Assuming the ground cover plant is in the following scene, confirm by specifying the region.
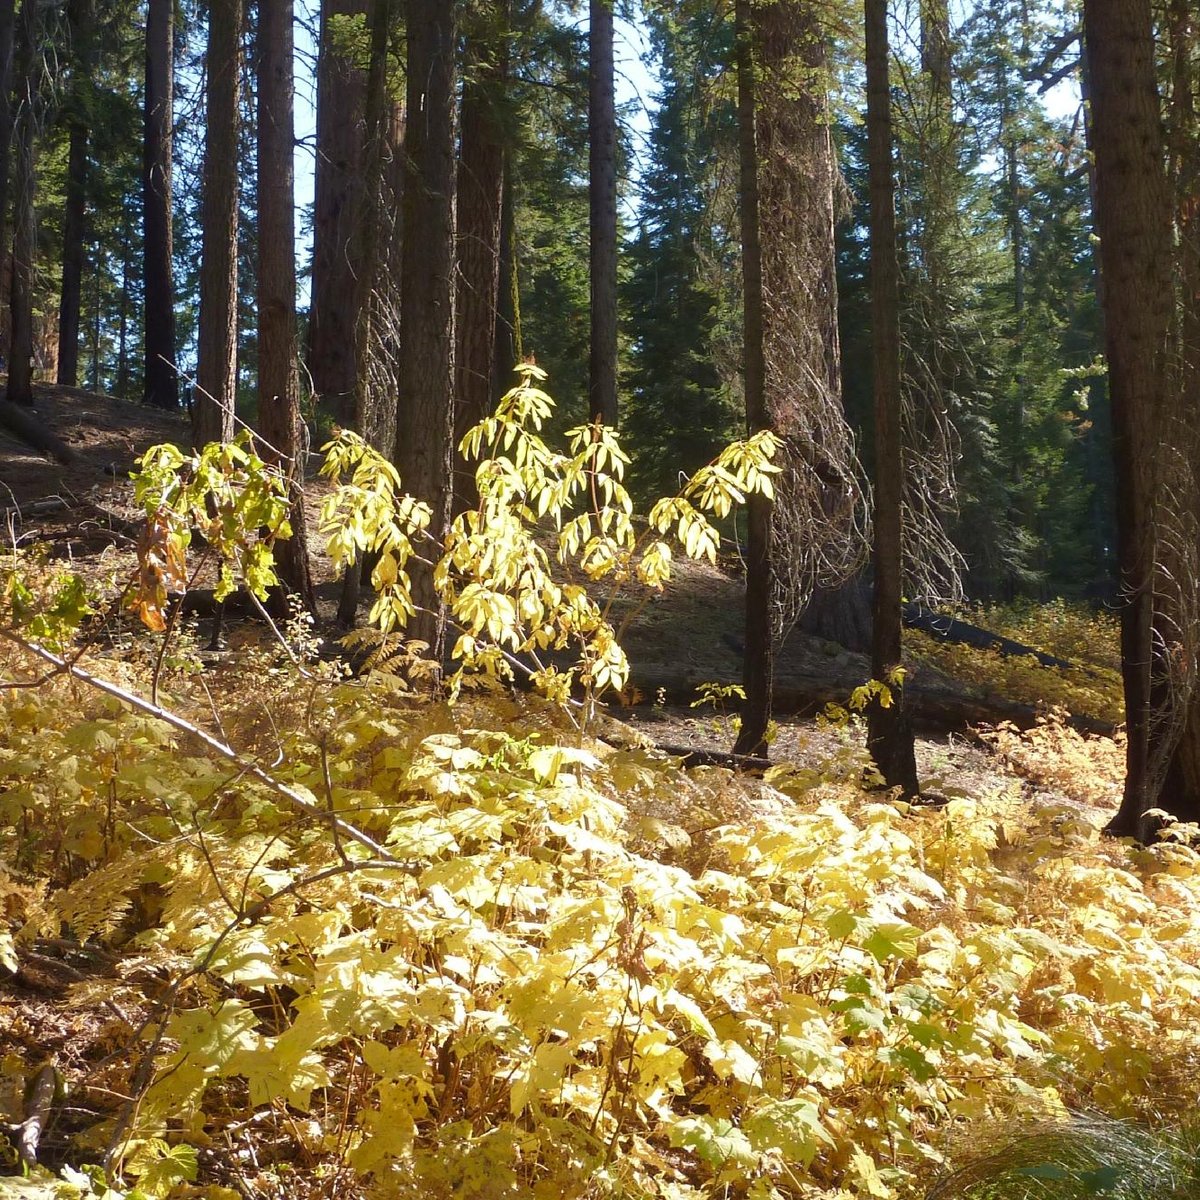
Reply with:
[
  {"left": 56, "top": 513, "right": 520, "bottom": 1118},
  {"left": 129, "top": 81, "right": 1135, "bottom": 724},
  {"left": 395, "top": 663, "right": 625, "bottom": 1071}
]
[{"left": 3, "top": 375, "right": 1200, "bottom": 1200}]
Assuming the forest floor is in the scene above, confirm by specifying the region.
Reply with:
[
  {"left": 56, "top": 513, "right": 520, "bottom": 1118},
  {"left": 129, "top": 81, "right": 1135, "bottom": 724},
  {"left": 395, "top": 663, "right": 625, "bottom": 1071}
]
[
  {"left": 1, "top": 384, "right": 1152, "bottom": 1200},
  {"left": 0, "top": 380, "right": 1118, "bottom": 803}
]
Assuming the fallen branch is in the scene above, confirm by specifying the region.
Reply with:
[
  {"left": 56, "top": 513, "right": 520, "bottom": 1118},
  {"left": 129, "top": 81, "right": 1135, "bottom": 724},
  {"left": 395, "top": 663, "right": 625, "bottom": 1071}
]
[
  {"left": 14, "top": 1062, "right": 57, "bottom": 1168},
  {"left": 902, "top": 602, "right": 1102, "bottom": 675},
  {"left": 2, "top": 633, "right": 401, "bottom": 864}
]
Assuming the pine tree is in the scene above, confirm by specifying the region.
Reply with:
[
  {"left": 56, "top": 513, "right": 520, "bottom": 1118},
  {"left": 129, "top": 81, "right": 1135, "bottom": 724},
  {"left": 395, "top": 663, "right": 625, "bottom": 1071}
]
[
  {"left": 256, "top": 0, "right": 314, "bottom": 609},
  {"left": 623, "top": 9, "right": 738, "bottom": 503},
  {"left": 142, "top": 0, "right": 177, "bottom": 408}
]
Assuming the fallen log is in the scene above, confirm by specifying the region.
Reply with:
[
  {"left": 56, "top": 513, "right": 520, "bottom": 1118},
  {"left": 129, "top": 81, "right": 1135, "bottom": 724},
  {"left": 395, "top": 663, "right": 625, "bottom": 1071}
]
[
  {"left": 0, "top": 399, "right": 76, "bottom": 465},
  {"left": 902, "top": 602, "right": 1096, "bottom": 674}
]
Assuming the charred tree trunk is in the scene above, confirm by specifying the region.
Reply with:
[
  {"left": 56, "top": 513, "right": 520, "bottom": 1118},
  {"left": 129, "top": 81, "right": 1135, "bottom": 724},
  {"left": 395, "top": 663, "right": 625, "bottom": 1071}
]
[
  {"left": 256, "top": 0, "right": 314, "bottom": 609},
  {"left": 1083, "top": 0, "right": 1181, "bottom": 836},
  {"left": 308, "top": 0, "right": 368, "bottom": 425},
  {"left": 56, "top": 15, "right": 87, "bottom": 393},
  {"left": 6, "top": 0, "right": 38, "bottom": 410},
  {"left": 865, "top": 0, "right": 919, "bottom": 796},
  {"left": 0, "top": 0, "right": 16, "bottom": 367},
  {"left": 588, "top": 0, "right": 617, "bottom": 426},
  {"left": 193, "top": 0, "right": 242, "bottom": 448},
  {"left": 1156, "top": 0, "right": 1200, "bottom": 821},
  {"left": 454, "top": 0, "right": 509, "bottom": 510},
  {"left": 396, "top": 0, "right": 456, "bottom": 658},
  {"left": 337, "top": 0, "right": 401, "bottom": 628},
  {"left": 143, "top": 0, "right": 177, "bottom": 409},
  {"left": 732, "top": 0, "right": 772, "bottom": 757}
]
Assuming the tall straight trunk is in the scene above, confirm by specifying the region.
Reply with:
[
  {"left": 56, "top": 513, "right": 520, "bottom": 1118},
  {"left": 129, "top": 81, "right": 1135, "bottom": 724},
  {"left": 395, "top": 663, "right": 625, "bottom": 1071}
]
[
  {"left": 1156, "top": 0, "right": 1200, "bottom": 820},
  {"left": 865, "top": 0, "right": 919, "bottom": 796},
  {"left": 588, "top": 0, "right": 617, "bottom": 425},
  {"left": 56, "top": 120, "right": 87, "bottom": 386},
  {"left": 308, "top": 0, "right": 368, "bottom": 424},
  {"left": 337, "top": 0, "right": 400, "bottom": 629},
  {"left": 732, "top": 0, "right": 772, "bottom": 757},
  {"left": 352, "top": 0, "right": 401, "bottom": 448},
  {"left": 1082, "top": 0, "right": 1179, "bottom": 836},
  {"left": 56, "top": 0, "right": 91, "bottom": 387},
  {"left": 396, "top": 0, "right": 456, "bottom": 659},
  {"left": 6, "top": 0, "right": 38, "bottom": 408},
  {"left": 0, "top": 0, "right": 16, "bottom": 365},
  {"left": 89, "top": 258, "right": 101, "bottom": 390},
  {"left": 116, "top": 213, "right": 131, "bottom": 397},
  {"left": 734, "top": 0, "right": 851, "bottom": 755},
  {"left": 194, "top": 0, "right": 242, "bottom": 448},
  {"left": 454, "top": 0, "right": 509, "bottom": 509},
  {"left": 143, "top": 0, "right": 177, "bottom": 409},
  {"left": 492, "top": 155, "right": 517, "bottom": 393},
  {"left": 257, "top": 0, "right": 314, "bottom": 609}
]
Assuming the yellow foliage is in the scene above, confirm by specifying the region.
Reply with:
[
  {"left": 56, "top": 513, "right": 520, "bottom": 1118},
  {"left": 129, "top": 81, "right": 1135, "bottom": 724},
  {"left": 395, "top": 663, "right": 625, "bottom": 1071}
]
[
  {"left": 2, "top": 650, "right": 1200, "bottom": 1200},
  {"left": 906, "top": 627, "right": 1123, "bottom": 727}
]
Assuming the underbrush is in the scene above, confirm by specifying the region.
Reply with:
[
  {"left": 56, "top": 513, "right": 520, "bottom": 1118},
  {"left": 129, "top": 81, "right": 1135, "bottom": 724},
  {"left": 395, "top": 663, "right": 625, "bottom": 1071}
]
[
  {"left": 906, "top": 628, "right": 1123, "bottom": 728},
  {"left": 2, "top": 641, "right": 1198, "bottom": 1200},
  {"left": 2, "top": 372, "right": 1191, "bottom": 1200},
  {"left": 980, "top": 712, "right": 1125, "bottom": 808},
  {"left": 968, "top": 600, "right": 1120, "bottom": 674}
]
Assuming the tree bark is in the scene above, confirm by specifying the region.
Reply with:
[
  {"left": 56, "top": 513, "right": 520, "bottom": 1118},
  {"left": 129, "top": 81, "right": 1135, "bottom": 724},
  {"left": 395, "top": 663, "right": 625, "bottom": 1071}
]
[
  {"left": 454, "top": 0, "right": 509, "bottom": 510},
  {"left": 734, "top": 0, "right": 848, "bottom": 754},
  {"left": 6, "top": 0, "right": 38, "bottom": 410},
  {"left": 336, "top": 0, "right": 402, "bottom": 628},
  {"left": 56, "top": 120, "right": 87, "bottom": 387},
  {"left": 0, "top": 0, "right": 16, "bottom": 367},
  {"left": 1083, "top": 0, "right": 1179, "bottom": 836},
  {"left": 308, "top": 0, "right": 368, "bottom": 425},
  {"left": 732, "top": 0, "right": 772, "bottom": 757},
  {"left": 1156, "top": 0, "right": 1200, "bottom": 822},
  {"left": 57, "top": 0, "right": 92, "bottom": 390},
  {"left": 193, "top": 0, "right": 242, "bottom": 448},
  {"left": 396, "top": 0, "right": 456, "bottom": 659},
  {"left": 588, "top": 0, "right": 617, "bottom": 426},
  {"left": 143, "top": 0, "right": 177, "bottom": 409},
  {"left": 351, "top": 0, "right": 402, "bottom": 450},
  {"left": 257, "top": 0, "right": 314, "bottom": 609},
  {"left": 864, "top": 0, "right": 919, "bottom": 797}
]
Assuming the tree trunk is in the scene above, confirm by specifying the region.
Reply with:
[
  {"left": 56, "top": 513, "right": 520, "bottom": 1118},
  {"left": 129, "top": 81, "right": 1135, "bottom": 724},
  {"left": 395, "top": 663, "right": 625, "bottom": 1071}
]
[
  {"left": 734, "top": 0, "right": 851, "bottom": 754},
  {"left": 336, "top": 0, "right": 401, "bottom": 629},
  {"left": 454, "top": 0, "right": 509, "bottom": 509},
  {"left": 588, "top": 0, "right": 617, "bottom": 426},
  {"left": 6, "top": 0, "right": 38, "bottom": 410},
  {"left": 0, "top": 0, "right": 17, "bottom": 367},
  {"left": 56, "top": 0, "right": 92, "bottom": 388},
  {"left": 1156, "top": 0, "right": 1200, "bottom": 821},
  {"left": 116, "top": 212, "right": 131, "bottom": 398},
  {"left": 194, "top": 0, "right": 241, "bottom": 449},
  {"left": 351, "top": 0, "right": 401, "bottom": 450},
  {"left": 865, "top": 0, "right": 919, "bottom": 797},
  {"left": 492, "top": 155, "right": 517, "bottom": 392},
  {"left": 257, "top": 0, "right": 314, "bottom": 610},
  {"left": 396, "top": 0, "right": 456, "bottom": 660},
  {"left": 1082, "top": 0, "right": 1179, "bottom": 836},
  {"left": 56, "top": 119, "right": 87, "bottom": 387},
  {"left": 308, "top": 0, "right": 368, "bottom": 425},
  {"left": 143, "top": 0, "right": 177, "bottom": 409},
  {"left": 732, "top": 0, "right": 772, "bottom": 757}
]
